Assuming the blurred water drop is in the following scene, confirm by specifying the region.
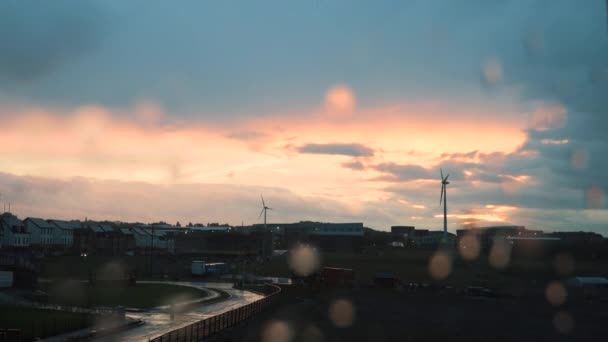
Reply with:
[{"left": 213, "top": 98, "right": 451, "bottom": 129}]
[
  {"left": 262, "top": 320, "right": 292, "bottom": 342},
  {"left": 589, "top": 66, "right": 608, "bottom": 85},
  {"left": 428, "top": 251, "right": 452, "bottom": 280},
  {"left": 301, "top": 324, "right": 324, "bottom": 342},
  {"left": 458, "top": 233, "right": 481, "bottom": 261},
  {"left": 585, "top": 186, "right": 604, "bottom": 209},
  {"left": 328, "top": 299, "right": 355, "bottom": 328},
  {"left": 325, "top": 84, "right": 356, "bottom": 116},
  {"left": 97, "top": 261, "right": 127, "bottom": 281},
  {"left": 554, "top": 253, "right": 575, "bottom": 276},
  {"left": 481, "top": 59, "right": 503, "bottom": 85},
  {"left": 528, "top": 103, "right": 567, "bottom": 131},
  {"left": 570, "top": 149, "right": 589, "bottom": 170},
  {"left": 553, "top": 311, "right": 574, "bottom": 334},
  {"left": 523, "top": 31, "right": 544, "bottom": 57},
  {"left": 545, "top": 281, "right": 567, "bottom": 307},
  {"left": 50, "top": 279, "right": 86, "bottom": 306},
  {"left": 288, "top": 244, "right": 320, "bottom": 277},
  {"left": 489, "top": 240, "right": 511, "bottom": 269}
]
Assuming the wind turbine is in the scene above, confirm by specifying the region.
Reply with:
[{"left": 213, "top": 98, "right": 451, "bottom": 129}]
[
  {"left": 439, "top": 168, "right": 450, "bottom": 238},
  {"left": 258, "top": 195, "right": 272, "bottom": 229}
]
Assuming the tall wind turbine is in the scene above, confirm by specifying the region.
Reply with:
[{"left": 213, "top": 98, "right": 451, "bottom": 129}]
[
  {"left": 439, "top": 168, "right": 450, "bottom": 238},
  {"left": 259, "top": 195, "right": 272, "bottom": 229}
]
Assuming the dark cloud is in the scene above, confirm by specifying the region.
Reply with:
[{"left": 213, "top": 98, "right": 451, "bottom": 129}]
[
  {"left": 440, "top": 150, "right": 478, "bottom": 160},
  {"left": 0, "top": 1, "right": 107, "bottom": 82},
  {"left": 373, "top": 163, "right": 433, "bottom": 181},
  {"left": 295, "top": 143, "right": 375, "bottom": 157},
  {"left": 225, "top": 130, "right": 268, "bottom": 141},
  {"left": 341, "top": 159, "right": 366, "bottom": 171}
]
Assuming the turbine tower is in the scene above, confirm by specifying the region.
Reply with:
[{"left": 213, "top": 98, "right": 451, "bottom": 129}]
[
  {"left": 439, "top": 168, "right": 450, "bottom": 238},
  {"left": 258, "top": 195, "right": 272, "bottom": 229}
]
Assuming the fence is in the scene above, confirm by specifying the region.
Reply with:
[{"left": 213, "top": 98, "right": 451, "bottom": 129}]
[{"left": 149, "top": 283, "right": 281, "bottom": 342}]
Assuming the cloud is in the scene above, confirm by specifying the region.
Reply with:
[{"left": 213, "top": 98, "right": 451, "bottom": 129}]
[
  {"left": 0, "top": 1, "right": 107, "bottom": 81},
  {"left": 341, "top": 160, "right": 366, "bottom": 171},
  {"left": 225, "top": 130, "right": 268, "bottom": 141},
  {"left": 295, "top": 143, "right": 375, "bottom": 157},
  {"left": 373, "top": 163, "right": 433, "bottom": 182}
]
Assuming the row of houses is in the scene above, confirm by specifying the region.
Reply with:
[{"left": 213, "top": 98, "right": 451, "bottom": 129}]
[
  {"left": 0, "top": 212, "right": 273, "bottom": 257},
  {"left": 0, "top": 213, "right": 80, "bottom": 249}
]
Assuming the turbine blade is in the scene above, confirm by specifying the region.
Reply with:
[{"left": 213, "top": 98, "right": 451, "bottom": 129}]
[
  {"left": 445, "top": 173, "right": 450, "bottom": 181},
  {"left": 267, "top": 207, "right": 273, "bottom": 210},
  {"left": 258, "top": 208, "right": 264, "bottom": 219},
  {"left": 261, "top": 194, "right": 265, "bottom": 207},
  {"left": 440, "top": 184, "right": 444, "bottom": 206},
  {"left": 440, "top": 168, "right": 444, "bottom": 180}
]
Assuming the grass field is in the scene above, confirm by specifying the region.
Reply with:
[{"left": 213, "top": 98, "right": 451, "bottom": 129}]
[
  {"left": 42, "top": 282, "right": 208, "bottom": 309},
  {"left": 40, "top": 248, "right": 606, "bottom": 294},
  {"left": 0, "top": 305, "right": 95, "bottom": 341}
]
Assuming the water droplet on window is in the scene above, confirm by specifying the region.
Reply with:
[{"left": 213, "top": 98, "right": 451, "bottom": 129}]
[
  {"left": 262, "top": 320, "right": 293, "bottom": 342},
  {"left": 545, "top": 281, "right": 567, "bottom": 306},
  {"left": 328, "top": 299, "right": 355, "bottom": 328},
  {"left": 458, "top": 233, "right": 481, "bottom": 261},
  {"left": 553, "top": 311, "right": 574, "bottom": 334},
  {"left": 554, "top": 253, "right": 575, "bottom": 276},
  {"left": 288, "top": 244, "right": 321, "bottom": 277},
  {"left": 585, "top": 186, "right": 604, "bottom": 209},
  {"left": 489, "top": 240, "right": 511, "bottom": 269},
  {"left": 428, "top": 251, "right": 452, "bottom": 280}
]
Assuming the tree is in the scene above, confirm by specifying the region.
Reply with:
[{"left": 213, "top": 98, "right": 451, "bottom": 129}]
[
  {"left": 187, "top": 222, "right": 193, "bottom": 227},
  {"left": 176, "top": 221, "right": 181, "bottom": 227}
]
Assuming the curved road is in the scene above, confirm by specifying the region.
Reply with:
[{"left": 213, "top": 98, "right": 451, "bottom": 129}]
[{"left": 98, "top": 282, "right": 264, "bottom": 341}]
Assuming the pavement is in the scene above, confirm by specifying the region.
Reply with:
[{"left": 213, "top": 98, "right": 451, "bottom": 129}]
[{"left": 92, "top": 281, "right": 264, "bottom": 342}]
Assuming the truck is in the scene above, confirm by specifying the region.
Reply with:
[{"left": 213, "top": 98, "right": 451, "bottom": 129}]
[{"left": 191, "top": 261, "right": 206, "bottom": 276}]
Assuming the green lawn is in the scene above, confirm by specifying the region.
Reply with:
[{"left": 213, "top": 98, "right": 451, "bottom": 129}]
[
  {"left": 0, "top": 305, "right": 95, "bottom": 341},
  {"left": 42, "top": 282, "right": 208, "bottom": 309}
]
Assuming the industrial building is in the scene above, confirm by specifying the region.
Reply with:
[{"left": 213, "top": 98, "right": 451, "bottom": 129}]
[{"left": 258, "top": 221, "right": 365, "bottom": 252}]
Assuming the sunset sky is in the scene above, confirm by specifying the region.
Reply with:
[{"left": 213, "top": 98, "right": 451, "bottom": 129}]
[{"left": 1, "top": 0, "right": 607, "bottom": 233}]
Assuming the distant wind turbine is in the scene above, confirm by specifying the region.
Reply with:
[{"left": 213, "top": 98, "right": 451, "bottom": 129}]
[
  {"left": 439, "top": 168, "right": 450, "bottom": 238},
  {"left": 258, "top": 195, "right": 272, "bottom": 229}
]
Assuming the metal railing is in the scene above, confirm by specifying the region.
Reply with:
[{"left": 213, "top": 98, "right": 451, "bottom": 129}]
[{"left": 149, "top": 283, "right": 281, "bottom": 342}]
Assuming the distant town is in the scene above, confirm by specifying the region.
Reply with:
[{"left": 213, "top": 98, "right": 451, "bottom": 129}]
[{"left": 1, "top": 210, "right": 605, "bottom": 258}]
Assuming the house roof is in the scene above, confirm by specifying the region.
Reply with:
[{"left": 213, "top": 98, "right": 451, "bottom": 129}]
[
  {"left": 1, "top": 214, "right": 26, "bottom": 233},
  {"left": 25, "top": 217, "right": 54, "bottom": 229},
  {"left": 99, "top": 224, "right": 114, "bottom": 232},
  {"left": 49, "top": 220, "right": 81, "bottom": 230},
  {"left": 91, "top": 225, "right": 105, "bottom": 233},
  {"left": 120, "top": 228, "right": 133, "bottom": 235},
  {"left": 1, "top": 214, "right": 23, "bottom": 228}
]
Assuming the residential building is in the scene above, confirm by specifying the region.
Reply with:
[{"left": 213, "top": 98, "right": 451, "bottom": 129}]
[
  {"left": 48, "top": 219, "right": 81, "bottom": 248},
  {"left": 73, "top": 223, "right": 136, "bottom": 255},
  {"left": 0, "top": 213, "right": 30, "bottom": 248},
  {"left": 23, "top": 218, "right": 55, "bottom": 248}
]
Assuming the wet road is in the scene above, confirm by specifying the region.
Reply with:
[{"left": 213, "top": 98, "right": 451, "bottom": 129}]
[{"left": 97, "top": 282, "right": 264, "bottom": 342}]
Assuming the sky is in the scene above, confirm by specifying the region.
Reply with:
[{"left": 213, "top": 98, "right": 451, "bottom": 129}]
[{"left": 0, "top": 0, "right": 607, "bottom": 233}]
